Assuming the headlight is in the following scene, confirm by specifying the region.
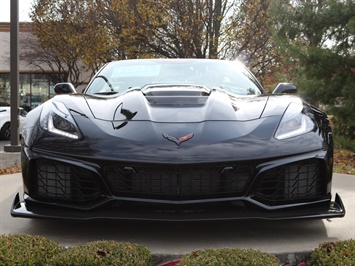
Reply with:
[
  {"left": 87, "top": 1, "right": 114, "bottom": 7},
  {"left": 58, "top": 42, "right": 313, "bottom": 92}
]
[
  {"left": 274, "top": 102, "right": 315, "bottom": 140},
  {"left": 40, "top": 101, "right": 81, "bottom": 139}
]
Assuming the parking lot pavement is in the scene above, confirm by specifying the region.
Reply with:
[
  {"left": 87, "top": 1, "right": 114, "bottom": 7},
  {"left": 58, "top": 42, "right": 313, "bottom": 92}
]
[{"left": 0, "top": 173, "right": 353, "bottom": 255}]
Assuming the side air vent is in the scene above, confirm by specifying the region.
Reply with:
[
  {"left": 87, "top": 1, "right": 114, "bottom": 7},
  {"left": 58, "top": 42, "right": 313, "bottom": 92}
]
[
  {"left": 31, "top": 159, "right": 101, "bottom": 203},
  {"left": 255, "top": 159, "right": 326, "bottom": 205}
]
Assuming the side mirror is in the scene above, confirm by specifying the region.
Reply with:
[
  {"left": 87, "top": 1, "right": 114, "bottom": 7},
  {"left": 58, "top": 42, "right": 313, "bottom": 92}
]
[
  {"left": 272, "top": 83, "right": 297, "bottom": 94},
  {"left": 54, "top": 83, "right": 77, "bottom": 94}
]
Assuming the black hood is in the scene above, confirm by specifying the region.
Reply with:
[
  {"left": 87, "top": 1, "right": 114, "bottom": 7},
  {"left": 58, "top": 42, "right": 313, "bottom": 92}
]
[
  {"left": 61, "top": 86, "right": 293, "bottom": 123},
  {"left": 27, "top": 86, "right": 322, "bottom": 163}
]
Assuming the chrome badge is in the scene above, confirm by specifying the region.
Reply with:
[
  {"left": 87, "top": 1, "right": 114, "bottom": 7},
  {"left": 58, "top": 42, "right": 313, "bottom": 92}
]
[{"left": 162, "top": 133, "right": 194, "bottom": 146}]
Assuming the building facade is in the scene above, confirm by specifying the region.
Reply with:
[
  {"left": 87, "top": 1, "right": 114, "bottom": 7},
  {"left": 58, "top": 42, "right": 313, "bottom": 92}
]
[{"left": 0, "top": 22, "right": 65, "bottom": 110}]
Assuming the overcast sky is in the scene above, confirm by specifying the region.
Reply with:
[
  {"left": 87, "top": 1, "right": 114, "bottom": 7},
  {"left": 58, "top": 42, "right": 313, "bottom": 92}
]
[{"left": 0, "top": 0, "right": 35, "bottom": 22}]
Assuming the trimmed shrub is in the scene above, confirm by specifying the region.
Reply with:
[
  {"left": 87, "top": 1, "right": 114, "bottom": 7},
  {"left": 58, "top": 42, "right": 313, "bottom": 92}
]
[
  {"left": 49, "top": 240, "right": 153, "bottom": 266},
  {"left": 0, "top": 234, "right": 62, "bottom": 265},
  {"left": 308, "top": 240, "right": 355, "bottom": 266},
  {"left": 177, "top": 248, "right": 280, "bottom": 266}
]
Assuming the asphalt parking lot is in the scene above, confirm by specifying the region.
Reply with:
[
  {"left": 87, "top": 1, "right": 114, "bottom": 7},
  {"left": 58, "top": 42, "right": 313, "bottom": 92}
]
[{"left": 1, "top": 169, "right": 354, "bottom": 257}]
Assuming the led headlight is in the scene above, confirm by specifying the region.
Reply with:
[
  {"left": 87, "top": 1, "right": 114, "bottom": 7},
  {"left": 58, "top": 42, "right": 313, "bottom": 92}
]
[
  {"left": 40, "top": 101, "right": 81, "bottom": 139},
  {"left": 275, "top": 102, "right": 315, "bottom": 140}
]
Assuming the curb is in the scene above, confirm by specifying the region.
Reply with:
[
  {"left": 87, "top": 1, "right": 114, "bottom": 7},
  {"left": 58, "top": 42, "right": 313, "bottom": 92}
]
[
  {"left": 153, "top": 251, "right": 313, "bottom": 266},
  {"left": 0, "top": 151, "right": 21, "bottom": 169}
]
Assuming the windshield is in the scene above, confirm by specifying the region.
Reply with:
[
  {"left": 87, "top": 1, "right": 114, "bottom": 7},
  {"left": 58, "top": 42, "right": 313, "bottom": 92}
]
[{"left": 85, "top": 59, "right": 264, "bottom": 96}]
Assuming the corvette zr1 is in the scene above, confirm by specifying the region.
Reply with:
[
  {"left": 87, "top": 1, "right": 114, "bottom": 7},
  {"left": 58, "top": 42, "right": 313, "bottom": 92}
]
[{"left": 11, "top": 59, "right": 345, "bottom": 221}]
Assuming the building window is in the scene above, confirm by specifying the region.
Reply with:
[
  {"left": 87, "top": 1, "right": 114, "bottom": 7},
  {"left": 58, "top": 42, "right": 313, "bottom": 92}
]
[
  {"left": 0, "top": 74, "right": 10, "bottom": 106},
  {"left": 0, "top": 73, "right": 65, "bottom": 111}
]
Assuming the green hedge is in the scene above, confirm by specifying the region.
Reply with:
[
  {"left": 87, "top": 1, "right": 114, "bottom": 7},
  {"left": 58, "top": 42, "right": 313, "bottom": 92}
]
[
  {"left": 2, "top": 234, "right": 355, "bottom": 265},
  {"left": 0, "top": 234, "right": 62, "bottom": 265},
  {"left": 0, "top": 235, "right": 152, "bottom": 266},
  {"left": 308, "top": 240, "right": 355, "bottom": 266},
  {"left": 49, "top": 240, "right": 153, "bottom": 266},
  {"left": 177, "top": 248, "right": 281, "bottom": 266}
]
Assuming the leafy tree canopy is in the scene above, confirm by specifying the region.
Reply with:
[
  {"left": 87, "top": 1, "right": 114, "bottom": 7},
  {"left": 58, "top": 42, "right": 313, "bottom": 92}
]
[
  {"left": 29, "top": 0, "right": 288, "bottom": 89},
  {"left": 30, "top": 0, "right": 116, "bottom": 86},
  {"left": 270, "top": 0, "right": 355, "bottom": 139}
]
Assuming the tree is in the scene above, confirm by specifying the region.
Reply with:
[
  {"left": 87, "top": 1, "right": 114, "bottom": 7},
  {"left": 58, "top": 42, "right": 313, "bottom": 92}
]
[
  {"left": 224, "top": 0, "right": 292, "bottom": 89},
  {"left": 96, "top": 0, "right": 290, "bottom": 88},
  {"left": 30, "top": 0, "right": 116, "bottom": 87},
  {"left": 270, "top": 0, "right": 355, "bottom": 144},
  {"left": 95, "top": 0, "right": 235, "bottom": 59},
  {"left": 29, "top": 0, "right": 292, "bottom": 91}
]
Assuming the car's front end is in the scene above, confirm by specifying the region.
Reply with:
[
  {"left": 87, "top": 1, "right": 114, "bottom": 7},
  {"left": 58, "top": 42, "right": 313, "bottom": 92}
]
[{"left": 11, "top": 59, "right": 345, "bottom": 221}]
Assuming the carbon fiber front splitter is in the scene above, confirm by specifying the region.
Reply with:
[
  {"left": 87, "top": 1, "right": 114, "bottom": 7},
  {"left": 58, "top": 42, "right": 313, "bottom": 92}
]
[{"left": 11, "top": 193, "right": 345, "bottom": 221}]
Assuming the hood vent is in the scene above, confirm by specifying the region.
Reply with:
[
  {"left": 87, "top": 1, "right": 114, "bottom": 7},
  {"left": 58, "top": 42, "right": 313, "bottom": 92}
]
[
  {"left": 143, "top": 84, "right": 210, "bottom": 105},
  {"left": 84, "top": 86, "right": 269, "bottom": 122}
]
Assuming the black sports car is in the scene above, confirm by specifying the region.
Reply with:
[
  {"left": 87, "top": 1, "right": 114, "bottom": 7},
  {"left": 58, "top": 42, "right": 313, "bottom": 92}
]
[{"left": 11, "top": 59, "right": 345, "bottom": 221}]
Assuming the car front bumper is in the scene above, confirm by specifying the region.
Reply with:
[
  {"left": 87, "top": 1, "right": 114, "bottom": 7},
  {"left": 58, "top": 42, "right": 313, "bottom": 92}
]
[{"left": 11, "top": 192, "right": 345, "bottom": 221}]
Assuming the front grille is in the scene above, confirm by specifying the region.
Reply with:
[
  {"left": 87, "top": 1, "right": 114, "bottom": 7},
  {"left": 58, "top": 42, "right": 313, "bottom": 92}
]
[
  {"left": 29, "top": 157, "right": 327, "bottom": 206},
  {"left": 31, "top": 159, "right": 101, "bottom": 202},
  {"left": 255, "top": 159, "right": 325, "bottom": 205},
  {"left": 103, "top": 164, "right": 253, "bottom": 200}
]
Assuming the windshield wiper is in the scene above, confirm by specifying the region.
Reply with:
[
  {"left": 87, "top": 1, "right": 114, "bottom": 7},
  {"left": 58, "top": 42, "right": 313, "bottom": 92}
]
[
  {"left": 97, "top": 75, "right": 115, "bottom": 91},
  {"left": 94, "top": 91, "right": 119, "bottom": 95}
]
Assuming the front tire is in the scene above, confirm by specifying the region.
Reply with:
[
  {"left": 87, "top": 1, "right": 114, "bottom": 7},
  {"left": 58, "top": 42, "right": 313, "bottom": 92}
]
[{"left": 0, "top": 122, "right": 11, "bottom": 140}]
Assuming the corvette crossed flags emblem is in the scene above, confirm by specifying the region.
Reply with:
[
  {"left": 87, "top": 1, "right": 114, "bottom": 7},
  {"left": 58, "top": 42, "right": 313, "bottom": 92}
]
[{"left": 162, "top": 133, "right": 194, "bottom": 146}]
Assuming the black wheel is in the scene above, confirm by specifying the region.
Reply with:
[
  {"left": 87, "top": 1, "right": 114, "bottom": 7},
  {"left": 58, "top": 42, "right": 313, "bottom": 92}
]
[{"left": 0, "top": 122, "right": 11, "bottom": 140}]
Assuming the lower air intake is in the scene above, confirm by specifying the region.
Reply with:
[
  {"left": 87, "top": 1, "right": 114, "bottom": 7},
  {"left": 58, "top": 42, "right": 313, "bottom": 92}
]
[
  {"left": 31, "top": 159, "right": 101, "bottom": 202},
  {"left": 104, "top": 164, "right": 253, "bottom": 200},
  {"left": 256, "top": 159, "right": 325, "bottom": 205}
]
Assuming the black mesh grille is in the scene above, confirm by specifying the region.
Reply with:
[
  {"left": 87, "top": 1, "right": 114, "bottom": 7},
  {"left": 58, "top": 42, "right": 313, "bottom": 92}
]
[
  {"left": 31, "top": 159, "right": 101, "bottom": 202},
  {"left": 103, "top": 164, "right": 253, "bottom": 200},
  {"left": 256, "top": 159, "right": 325, "bottom": 205},
  {"left": 29, "top": 158, "right": 327, "bottom": 205}
]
